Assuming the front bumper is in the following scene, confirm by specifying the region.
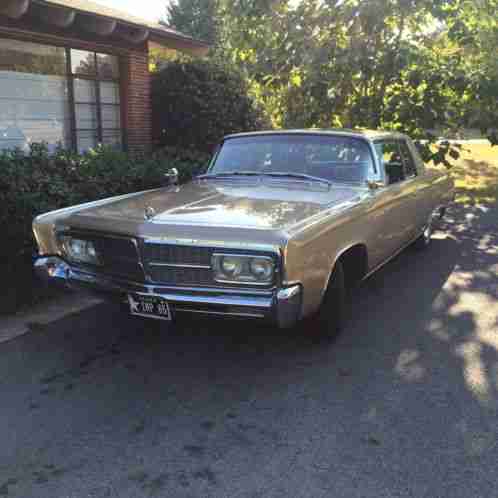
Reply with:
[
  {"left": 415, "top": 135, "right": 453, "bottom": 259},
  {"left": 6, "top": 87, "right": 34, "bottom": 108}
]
[{"left": 34, "top": 257, "right": 302, "bottom": 329}]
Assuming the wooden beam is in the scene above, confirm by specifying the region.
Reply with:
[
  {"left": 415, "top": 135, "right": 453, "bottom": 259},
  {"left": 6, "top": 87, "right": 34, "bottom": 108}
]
[
  {"left": 31, "top": 3, "right": 75, "bottom": 28},
  {"left": 78, "top": 14, "right": 117, "bottom": 37},
  {"left": 0, "top": 0, "right": 30, "bottom": 19},
  {"left": 149, "top": 37, "right": 209, "bottom": 57},
  {"left": 116, "top": 24, "right": 149, "bottom": 44}
]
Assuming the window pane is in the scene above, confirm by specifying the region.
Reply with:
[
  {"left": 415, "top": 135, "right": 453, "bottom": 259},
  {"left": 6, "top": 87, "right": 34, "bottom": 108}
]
[
  {"left": 77, "top": 130, "right": 98, "bottom": 153},
  {"left": 0, "top": 38, "right": 66, "bottom": 76},
  {"left": 375, "top": 141, "right": 405, "bottom": 184},
  {"left": 212, "top": 135, "right": 373, "bottom": 183},
  {"left": 75, "top": 103, "right": 98, "bottom": 129},
  {"left": 103, "top": 130, "right": 122, "bottom": 149},
  {"left": 100, "top": 81, "right": 120, "bottom": 104},
  {"left": 0, "top": 69, "right": 70, "bottom": 153},
  {"left": 97, "top": 53, "right": 119, "bottom": 79},
  {"left": 71, "top": 49, "right": 96, "bottom": 76},
  {"left": 399, "top": 141, "right": 418, "bottom": 177},
  {"left": 74, "top": 78, "right": 96, "bottom": 103},
  {"left": 101, "top": 105, "right": 121, "bottom": 129}
]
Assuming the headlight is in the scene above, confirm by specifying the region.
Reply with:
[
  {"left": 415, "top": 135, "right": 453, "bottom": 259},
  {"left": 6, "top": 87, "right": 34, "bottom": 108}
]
[
  {"left": 212, "top": 254, "right": 275, "bottom": 285},
  {"left": 60, "top": 236, "right": 101, "bottom": 265},
  {"left": 249, "top": 258, "right": 273, "bottom": 280},
  {"left": 220, "top": 256, "right": 243, "bottom": 277}
]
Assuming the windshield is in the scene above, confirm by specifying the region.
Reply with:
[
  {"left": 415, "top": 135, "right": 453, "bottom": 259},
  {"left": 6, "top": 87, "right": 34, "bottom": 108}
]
[{"left": 209, "top": 134, "right": 374, "bottom": 184}]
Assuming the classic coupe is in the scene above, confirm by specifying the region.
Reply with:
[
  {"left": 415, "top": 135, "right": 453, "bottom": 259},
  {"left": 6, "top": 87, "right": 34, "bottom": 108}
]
[{"left": 33, "top": 130, "right": 454, "bottom": 337}]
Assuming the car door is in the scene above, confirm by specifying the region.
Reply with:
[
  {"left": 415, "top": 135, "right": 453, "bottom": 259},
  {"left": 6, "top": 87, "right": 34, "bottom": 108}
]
[
  {"left": 397, "top": 138, "right": 429, "bottom": 235},
  {"left": 367, "top": 139, "right": 419, "bottom": 262}
]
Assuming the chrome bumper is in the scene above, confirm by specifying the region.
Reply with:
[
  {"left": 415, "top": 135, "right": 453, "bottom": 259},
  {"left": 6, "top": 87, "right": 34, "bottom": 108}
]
[{"left": 34, "top": 257, "right": 302, "bottom": 329}]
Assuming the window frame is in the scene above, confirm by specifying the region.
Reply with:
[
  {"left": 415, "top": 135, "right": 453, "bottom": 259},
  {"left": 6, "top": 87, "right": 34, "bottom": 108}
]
[
  {"left": 67, "top": 49, "right": 123, "bottom": 153},
  {"left": 209, "top": 134, "right": 378, "bottom": 185},
  {"left": 0, "top": 38, "right": 71, "bottom": 152},
  {"left": 398, "top": 138, "right": 419, "bottom": 179},
  {"left": 0, "top": 36, "right": 124, "bottom": 153},
  {"left": 373, "top": 138, "right": 420, "bottom": 186}
]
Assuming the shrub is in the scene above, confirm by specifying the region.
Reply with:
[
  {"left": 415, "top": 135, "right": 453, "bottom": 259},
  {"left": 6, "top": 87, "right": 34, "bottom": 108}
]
[
  {"left": 0, "top": 144, "right": 210, "bottom": 314},
  {"left": 152, "top": 59, "right": 270, "bottom": 153},
  {"left": 152, "top": 146, "right": 211, "bottom": 183}
]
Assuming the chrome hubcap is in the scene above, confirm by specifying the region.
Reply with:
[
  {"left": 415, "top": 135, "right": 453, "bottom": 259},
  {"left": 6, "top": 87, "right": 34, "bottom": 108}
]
[{"left": 423, "top": 222, "right": 432, "bottom": 244}]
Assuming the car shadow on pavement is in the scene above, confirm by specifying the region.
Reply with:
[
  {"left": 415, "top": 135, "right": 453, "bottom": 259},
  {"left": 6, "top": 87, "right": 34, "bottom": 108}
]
[{"left": 1, "top": 204, "right": 497, "bottom": 498}]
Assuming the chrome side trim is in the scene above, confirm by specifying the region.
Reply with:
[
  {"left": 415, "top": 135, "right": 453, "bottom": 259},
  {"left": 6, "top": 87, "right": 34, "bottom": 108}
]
[{"left": 362, "top": 231, "right": 422, "bottom": 281}]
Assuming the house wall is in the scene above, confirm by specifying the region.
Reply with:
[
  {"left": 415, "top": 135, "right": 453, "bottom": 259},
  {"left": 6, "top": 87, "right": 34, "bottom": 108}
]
[
  {"left": 122, "top": 50, "right": 152, "bottom": 155},
  {"left": 0, "top": 16, "right": 152, "bottom": 155}
]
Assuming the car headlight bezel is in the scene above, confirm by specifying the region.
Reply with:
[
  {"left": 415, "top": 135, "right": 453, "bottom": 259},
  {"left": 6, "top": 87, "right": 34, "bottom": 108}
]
[
  {"left": 212, "top": 253, "right": 276, "bottom": 285},
  {"left": 60, "top": 235, "right": 102, "bottom": 266}
]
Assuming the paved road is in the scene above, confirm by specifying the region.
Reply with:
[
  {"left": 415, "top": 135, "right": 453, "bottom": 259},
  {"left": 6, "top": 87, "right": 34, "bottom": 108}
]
[{"left": 1, "top": 205, "right": 497, "bottom": 498}]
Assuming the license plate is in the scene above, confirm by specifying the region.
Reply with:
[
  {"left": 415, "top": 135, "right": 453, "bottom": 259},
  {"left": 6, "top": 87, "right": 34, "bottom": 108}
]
[{"left": 128, "top": 294, "right": 172, "bottom": 321}]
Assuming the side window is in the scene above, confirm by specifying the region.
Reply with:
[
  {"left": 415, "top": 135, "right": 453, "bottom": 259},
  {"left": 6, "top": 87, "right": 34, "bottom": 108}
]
[
  {"left": 399, "top": 140, "right": 418, "bottom": 178},
  {"left": 374, "top": 140, "right": 405, "bottom": 185}
]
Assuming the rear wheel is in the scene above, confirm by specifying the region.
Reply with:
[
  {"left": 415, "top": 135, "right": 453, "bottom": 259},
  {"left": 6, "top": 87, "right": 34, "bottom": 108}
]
[
  {"left": 299, "top": 260, "right": 347, "bottom": 341},
  {"left": 413, "top": 219, "right": 433, "bottom": 250}
]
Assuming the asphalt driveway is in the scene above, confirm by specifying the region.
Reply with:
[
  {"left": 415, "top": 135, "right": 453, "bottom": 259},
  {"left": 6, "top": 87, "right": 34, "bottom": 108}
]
[{"left": 1, "top": 204, "right": 497, "bottom": 498}]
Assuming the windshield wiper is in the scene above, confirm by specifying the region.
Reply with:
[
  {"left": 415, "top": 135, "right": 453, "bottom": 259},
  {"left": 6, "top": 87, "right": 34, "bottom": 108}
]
[
  {"left": 197, "top": 171, "right": 261, "bottom": 179},
  {"left": 198, "top": 171, "right": 332, "bottom": 186},
  {"left": 261, "top": 172, "right": 332, "bottom": 186}
]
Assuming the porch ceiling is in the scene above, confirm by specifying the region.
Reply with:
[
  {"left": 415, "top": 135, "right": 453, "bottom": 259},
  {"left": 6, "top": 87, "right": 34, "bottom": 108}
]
[{"left": 0, "top": 0, "right": 209, "bottom": 55}]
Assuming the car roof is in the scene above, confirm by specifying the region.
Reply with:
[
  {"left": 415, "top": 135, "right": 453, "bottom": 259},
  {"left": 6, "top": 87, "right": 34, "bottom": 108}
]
[{"left": 224, "top": 129, "right": 408, "bottom": 142}]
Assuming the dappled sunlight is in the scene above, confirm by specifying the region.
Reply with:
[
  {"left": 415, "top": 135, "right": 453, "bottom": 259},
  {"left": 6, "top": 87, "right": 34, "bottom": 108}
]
[
  {"left": 395, "top": 349, "right": 426, "bottom": 382},
  {"left": 455, "top": 341, "right": 493, "bottom": 406},
  {"left": 419, "top": 203, "right": 498, "bottom": 409},
  {"left": 455, "top": 420, "right": 497, "bottom": 458}
]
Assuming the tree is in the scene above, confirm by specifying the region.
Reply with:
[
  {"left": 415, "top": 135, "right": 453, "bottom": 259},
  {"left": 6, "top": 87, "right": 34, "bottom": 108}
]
[
  {"left": 160, "top": 0, "right": 497, "bottom": 163},
  {"left": 165, "top": 0, "right": 220, "bottom": 44},
  {"left": 217, "top": 0, "right": 497, "bottom": 164},
  {"left": 444, "top": 0, "right": 498, "bottom": 144}
]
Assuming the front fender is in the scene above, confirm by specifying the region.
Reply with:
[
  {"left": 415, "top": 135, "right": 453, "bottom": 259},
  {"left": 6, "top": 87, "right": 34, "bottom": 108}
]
[{"left": 284, "top": 219, "right": 368, "bottom": 317}]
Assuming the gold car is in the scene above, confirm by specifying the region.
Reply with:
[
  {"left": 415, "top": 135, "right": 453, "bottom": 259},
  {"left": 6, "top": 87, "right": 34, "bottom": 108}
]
[{"left": 33, "top": 130, "right": 454, "bottom": 338}]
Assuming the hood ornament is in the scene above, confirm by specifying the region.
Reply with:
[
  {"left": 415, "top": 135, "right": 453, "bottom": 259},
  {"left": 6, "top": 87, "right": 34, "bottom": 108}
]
[{"left": 144, "top": 206, "right": 156, "bottom": 221}]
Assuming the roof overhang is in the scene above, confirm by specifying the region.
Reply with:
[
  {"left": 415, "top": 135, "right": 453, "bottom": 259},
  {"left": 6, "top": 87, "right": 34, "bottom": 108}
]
[{"left": 0, "top": 0, "right": 209, "bottom": 56}]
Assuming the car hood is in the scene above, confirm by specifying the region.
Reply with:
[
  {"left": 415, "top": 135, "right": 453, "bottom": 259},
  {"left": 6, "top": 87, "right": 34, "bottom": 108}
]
[{"left": 68, "top": 178, "right": 365, "bottom": 232}]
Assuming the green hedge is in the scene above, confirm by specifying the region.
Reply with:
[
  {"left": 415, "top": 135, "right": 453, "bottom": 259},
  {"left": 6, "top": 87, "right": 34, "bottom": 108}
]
[
  {"left": 0, "top": 144, "right": 210, "bottom": 314},
  {"left": 152, "top": 59, "right": 270, "bottom": 153}
]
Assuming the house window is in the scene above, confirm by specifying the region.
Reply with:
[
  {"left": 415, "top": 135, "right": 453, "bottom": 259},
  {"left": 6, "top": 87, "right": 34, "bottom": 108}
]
[
  {"left": 0, "top": 38, "right": 122, "bottom": 154},
  {"left": 0, "top": 39, "right": 70, "bottom": 153},
  {"left": 70, "top": 49, "right": 122, "bottom": 153}
]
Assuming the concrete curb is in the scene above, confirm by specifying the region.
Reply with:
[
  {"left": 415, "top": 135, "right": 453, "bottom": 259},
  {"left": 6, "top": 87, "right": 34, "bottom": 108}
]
[{"left": 0, "top": 294, "right": 103, "bottom": 344}]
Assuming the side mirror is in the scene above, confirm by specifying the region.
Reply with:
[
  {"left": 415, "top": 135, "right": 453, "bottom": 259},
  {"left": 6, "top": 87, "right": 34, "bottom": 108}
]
[{"left": 163, "top": 168, "right": 179, "bottom": 186}]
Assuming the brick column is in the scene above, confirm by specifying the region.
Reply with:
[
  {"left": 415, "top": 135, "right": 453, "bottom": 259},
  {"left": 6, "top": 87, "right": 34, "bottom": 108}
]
[{"left": 122, "top": 48, "right": 152, "bottom": 156}]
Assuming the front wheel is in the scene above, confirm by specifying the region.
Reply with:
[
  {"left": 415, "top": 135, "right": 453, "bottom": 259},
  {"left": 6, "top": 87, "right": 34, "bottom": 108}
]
[{"left": 299, "top": 261, "right": 347, "bottom": 341}]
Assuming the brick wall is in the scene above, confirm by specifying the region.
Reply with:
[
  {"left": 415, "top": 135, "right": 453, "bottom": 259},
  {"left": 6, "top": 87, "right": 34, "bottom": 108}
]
[{"left": 122, "top": 49, "right": 152, "bottom": 156}]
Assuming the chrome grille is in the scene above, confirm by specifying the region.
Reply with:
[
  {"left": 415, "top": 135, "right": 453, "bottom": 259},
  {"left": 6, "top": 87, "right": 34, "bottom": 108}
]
[
  {"left": 143, "top": 244, "right": 212, "bottom": 267},
  {"left": 67, "top": 233, "right": 144, "bottom": 282},
  {"left": 148, "top": 266, "right": 214, "bottom": 286},
  {"left": 143, "top": 244, "right": 214, "bottom": 286},
  {"left": 142, "top": 243, "right": 279, "bottom": 288}
]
